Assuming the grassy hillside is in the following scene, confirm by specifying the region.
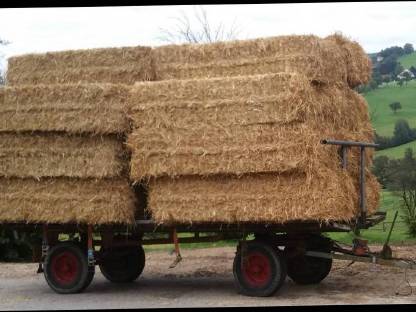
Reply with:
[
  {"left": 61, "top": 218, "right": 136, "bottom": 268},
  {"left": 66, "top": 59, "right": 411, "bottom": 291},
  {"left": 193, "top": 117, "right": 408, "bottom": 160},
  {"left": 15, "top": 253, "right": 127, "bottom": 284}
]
[
  {"left": 365, "top": 80, "right": 416, "bottom": 136},
  {"left": 398, "top": 52, "right": 416, "bottom": 69},
  {"left": 376, "top": 140, "right": 416, "bottom": 158}
]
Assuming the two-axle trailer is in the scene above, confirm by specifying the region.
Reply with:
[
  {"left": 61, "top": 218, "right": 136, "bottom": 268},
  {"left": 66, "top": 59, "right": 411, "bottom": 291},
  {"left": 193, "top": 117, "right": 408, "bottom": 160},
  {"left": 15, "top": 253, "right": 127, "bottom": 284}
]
[{"left": 3, "top": 139, "right": 415, "bottom": 297}]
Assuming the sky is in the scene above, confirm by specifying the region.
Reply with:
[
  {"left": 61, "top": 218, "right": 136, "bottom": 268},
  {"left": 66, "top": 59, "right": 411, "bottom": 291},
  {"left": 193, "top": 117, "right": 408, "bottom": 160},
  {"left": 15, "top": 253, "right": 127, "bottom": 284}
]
[{"left": 0, "top": 2, "right": 415, "bottom": 69}]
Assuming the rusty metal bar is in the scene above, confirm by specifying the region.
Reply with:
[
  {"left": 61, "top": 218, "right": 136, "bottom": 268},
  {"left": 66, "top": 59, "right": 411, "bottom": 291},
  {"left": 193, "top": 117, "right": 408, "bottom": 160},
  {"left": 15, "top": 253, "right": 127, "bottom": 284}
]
[
  {"left": 359, "top": 146, "right": 367, "bottom": 226},
  {"left": 321, "top": 139, "right": 379, "bottom": 148},
  {"left": 341, "top": 146, "right": 348, "bottom": 169}
]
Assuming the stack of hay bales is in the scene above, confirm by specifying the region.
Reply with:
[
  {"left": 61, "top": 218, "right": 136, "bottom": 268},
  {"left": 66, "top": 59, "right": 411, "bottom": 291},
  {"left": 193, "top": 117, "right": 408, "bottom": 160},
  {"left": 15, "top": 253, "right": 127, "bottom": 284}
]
[
  {"left": 0, "top": 45, "right": 155, "bottom": 225},
  {"left": 0, "top": 34, "right": 380, "bottom": 227},
  {"left": 128, "top": 34, "right": 380, "bottom": 224}
]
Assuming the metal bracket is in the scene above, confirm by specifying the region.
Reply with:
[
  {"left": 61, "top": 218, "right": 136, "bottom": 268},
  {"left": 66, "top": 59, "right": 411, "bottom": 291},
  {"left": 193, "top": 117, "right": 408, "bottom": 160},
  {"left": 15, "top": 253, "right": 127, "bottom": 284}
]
[
  {"left": 169, "top": 228, "right": 182, "bottom": 268},
  {"left": 321, "top": 139, "right": 379, "bottom": 229}
]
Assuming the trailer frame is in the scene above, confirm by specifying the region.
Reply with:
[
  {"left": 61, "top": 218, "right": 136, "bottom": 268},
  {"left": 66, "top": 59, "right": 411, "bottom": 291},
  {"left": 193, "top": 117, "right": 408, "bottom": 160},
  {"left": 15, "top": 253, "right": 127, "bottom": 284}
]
[{"left": 3, "top": 138, "right": 411, "bottom": 297}]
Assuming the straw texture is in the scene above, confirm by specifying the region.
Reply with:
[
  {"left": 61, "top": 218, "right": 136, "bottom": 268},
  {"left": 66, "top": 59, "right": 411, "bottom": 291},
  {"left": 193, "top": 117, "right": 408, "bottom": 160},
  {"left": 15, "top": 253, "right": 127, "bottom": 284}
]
[
  {"left": 6, "top": 46, "right": 155, "bottom": 85},
  {"left": 0, "top": 133, "right": 127, "bottom": 179},
  {"left": 0, "top": 178, "right": 136, "bottom": 224},
  {"left": 152, "top": 34, "right": 370, "bottom": 87},
  {"left": 147, "top": 169, "right": 379, "bottom": 225},
  {"left": 0, "top": 84, "right": 130, "bottom": 134},
  {"left": 127, "top": 73, "right": 374, "bottom": 180}
]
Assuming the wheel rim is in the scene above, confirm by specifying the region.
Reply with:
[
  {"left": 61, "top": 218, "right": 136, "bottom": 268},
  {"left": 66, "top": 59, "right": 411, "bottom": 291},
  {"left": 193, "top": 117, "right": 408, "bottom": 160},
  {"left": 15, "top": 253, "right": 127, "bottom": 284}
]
[
  {"left": 51, "top": 251, "right": 79, "bottom": 285},
  {"left": 242, "top": 251, "right": 272, "bottom": 288}
]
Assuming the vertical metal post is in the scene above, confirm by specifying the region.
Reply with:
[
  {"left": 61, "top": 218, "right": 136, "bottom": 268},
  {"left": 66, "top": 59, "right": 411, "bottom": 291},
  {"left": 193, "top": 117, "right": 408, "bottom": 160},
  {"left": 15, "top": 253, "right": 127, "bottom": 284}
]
[
  {"left": 87, "top": 225, "right": 95, "bottom": 267},
  {"left": 341, "top": 146, "right": 348, "bottom": 169},
  {"left": 37, "top": 224, "right": 49, "bottom": 273},
  {"left": 169, "top": 228, "right": 182, "bottom": 268},
  {"left": 41, "top": 224, "right": 48, "bottom": 260},
  {"left": 359, "top": 146, "right": 367, "bottom": 226}
]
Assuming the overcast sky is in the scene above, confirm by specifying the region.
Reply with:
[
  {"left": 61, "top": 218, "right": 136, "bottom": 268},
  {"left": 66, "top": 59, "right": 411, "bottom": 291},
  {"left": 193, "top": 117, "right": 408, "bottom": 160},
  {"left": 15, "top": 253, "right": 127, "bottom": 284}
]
[{"left": 0, "top": 2, "right": 415, "bottom": 69}]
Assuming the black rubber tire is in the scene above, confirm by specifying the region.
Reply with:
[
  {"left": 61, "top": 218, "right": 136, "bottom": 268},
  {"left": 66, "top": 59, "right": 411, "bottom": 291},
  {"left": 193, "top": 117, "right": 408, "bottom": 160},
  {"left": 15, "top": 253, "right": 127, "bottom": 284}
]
[
  {"left": 99, "top": 245, "right": 145, "bottom": 283},
  {"left": 233, "top": 240, "right": 287, "bottom": 297},
  {"left": 80, "top": 269, "right": 95, "bottom": 292},
  {"left": 286, "top": 236, "right": 332, "bottom": 285},
  {"left": 44, "top": 242, "right": 90, "bottom": 294}
]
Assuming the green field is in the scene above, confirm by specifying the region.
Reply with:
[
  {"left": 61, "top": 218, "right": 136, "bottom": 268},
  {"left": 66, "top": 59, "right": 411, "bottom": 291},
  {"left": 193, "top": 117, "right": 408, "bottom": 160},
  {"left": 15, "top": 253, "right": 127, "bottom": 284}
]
[
  {"left": 398, "top": 52, "right": 416, "bottom": 69},
  {"left": 376, "top": 140, "right": 416, "bottom": 158},
  {"left": 364, "top": 80, "right": 416, "bottom": 136}
]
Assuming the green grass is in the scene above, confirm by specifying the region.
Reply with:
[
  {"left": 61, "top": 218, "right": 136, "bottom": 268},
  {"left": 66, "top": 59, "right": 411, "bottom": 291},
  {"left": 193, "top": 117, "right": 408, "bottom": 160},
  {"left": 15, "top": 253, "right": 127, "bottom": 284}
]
[
  {"left": 376, "top": 140, "right": 416, "bottom": 158},
  {"left": 328, "top": 191, "right": 416, "bottom": 245},
  {"left": 398, "top": 52, "right": 416, "bottom": 69},
  {"left": 364, "top": 80, "right": 416, "bottom": 136}
]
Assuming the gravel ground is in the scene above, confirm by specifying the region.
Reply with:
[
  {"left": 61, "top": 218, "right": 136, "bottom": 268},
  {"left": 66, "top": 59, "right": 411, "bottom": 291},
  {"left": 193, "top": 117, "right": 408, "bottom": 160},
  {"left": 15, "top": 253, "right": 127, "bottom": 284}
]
[{"left": 1, "top": 245, "right": 416, "bottom": 310}]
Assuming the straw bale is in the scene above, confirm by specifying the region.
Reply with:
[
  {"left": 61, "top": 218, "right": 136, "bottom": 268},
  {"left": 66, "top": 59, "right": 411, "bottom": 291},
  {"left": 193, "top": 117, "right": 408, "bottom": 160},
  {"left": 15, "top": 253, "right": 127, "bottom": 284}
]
[
  {"left": 0, "top": 178, "right": 136, "bottom": 224},
  {"left": 0, "top": 83, "right": 130, "bottom": 134},
  {"left": 6, "top": 46, "right": 155, "bottom": 85},
  {"left": 127, "top": 73, "right": 375, "bottom": 180},
  {"left": 152, "top": 34, "right": 368, "bottom": 86},
  {"left": 153, "top": 35, "right": 328, "bottom": 65},
  {"left": 8, "top": 46, "right": 152, "bottom": 71},
  {"left": 6, "top": 65, "right": 155, "bottom": 86},
  {"left": 0, "top": 133, "right": 127, "bottom": 179},
  {"left": 147, "top": 168, "right": 379, "bottom": 225},
  {"left": 325, "top": 33, "right": 372, "bottom": 87},
  {"left": 155, "top": 55, "right": 347, "bottom": 84}
]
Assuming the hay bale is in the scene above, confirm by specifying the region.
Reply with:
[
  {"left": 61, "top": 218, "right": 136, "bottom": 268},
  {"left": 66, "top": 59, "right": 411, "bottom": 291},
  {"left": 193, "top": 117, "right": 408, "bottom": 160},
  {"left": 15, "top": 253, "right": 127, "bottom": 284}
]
[
  {"left": 6, "top": 66, "right": 155, "bottom": 86},
  {"left": 325, "top": 33, "right": 372, "bottom": 87},
  {"left": 0, "top": 83, "right": 130, "bottom": 134},
  {"left": 0, "top": 133, "right": 127, "bottom": 179},
  {"left": 155, "top": 55, "right": 347, "bottom": 84},
  {"left": 147, "top": 168, "right": 379, "bottom": 225},
  {"left": 0, "top": 178, "right": 136, "bottom": 224},
  {"left": 152, "top": 34, "right": 370, "bottom": 86},
  {"left": 127, "top": 73, "right": 375, "bottom": 180},
  {"left": 6, "top": 46, "right": 155, "bottom": 85}
]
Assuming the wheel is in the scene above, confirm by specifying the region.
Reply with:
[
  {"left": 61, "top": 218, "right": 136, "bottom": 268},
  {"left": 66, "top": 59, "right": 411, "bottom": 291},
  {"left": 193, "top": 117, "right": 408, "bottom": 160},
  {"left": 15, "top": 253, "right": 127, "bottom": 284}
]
[
  {"left": 286, "top": 235, "right": 332, "bottom": 285},
  {"left": 233, "top": 240, "right": 287, "bottom": 297},
  {"left": 80, "top": 269, "right": 95, "bottom": 292},
  {"left": 99, "top": 245, "right": 145, "bottom": 283},
  {"left": 44, "top": 241, "right": 92, "bottom": 294}
]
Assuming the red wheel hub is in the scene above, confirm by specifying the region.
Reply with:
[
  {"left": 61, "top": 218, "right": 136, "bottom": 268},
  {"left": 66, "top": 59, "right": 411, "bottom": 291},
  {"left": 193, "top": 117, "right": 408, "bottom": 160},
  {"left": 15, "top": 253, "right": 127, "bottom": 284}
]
[
  {"left": 242, "top": 251, "right": 272, "bottom": 288},
  {"left": 51, "top": 251, "right": 79, "bottom": 285}
]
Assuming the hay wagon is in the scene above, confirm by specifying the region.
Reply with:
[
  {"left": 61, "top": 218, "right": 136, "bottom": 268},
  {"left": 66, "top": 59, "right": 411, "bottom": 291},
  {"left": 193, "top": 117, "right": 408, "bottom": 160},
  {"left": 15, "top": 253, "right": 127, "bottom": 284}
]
[{"left": 5, "top": 139, "right": 415, "bottom": 297}]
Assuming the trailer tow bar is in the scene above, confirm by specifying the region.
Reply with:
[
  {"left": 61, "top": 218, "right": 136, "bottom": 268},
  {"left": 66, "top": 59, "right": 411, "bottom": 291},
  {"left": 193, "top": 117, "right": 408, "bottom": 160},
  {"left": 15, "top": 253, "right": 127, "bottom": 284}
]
[{"left": 305, "top": 250, "right": 416, "bottom": 270}]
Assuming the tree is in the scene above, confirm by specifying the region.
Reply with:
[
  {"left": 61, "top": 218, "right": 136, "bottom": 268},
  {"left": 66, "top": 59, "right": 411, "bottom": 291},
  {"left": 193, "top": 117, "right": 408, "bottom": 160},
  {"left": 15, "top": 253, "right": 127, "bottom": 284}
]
[
  {"left": 392, "top": 119, "right": 415, "bottom": 146},
  {"left": 389, "top": 101, "right": 402, "bottom": 114},
  {"left": 158, "top": 6, "right": 242, "bottom": 44},
  {"left": 404, "top": 43, "right": 414, "bottom": 54},
  {"left": 397, "top": 79, "right": 404, "bottom": 87},
  {"left": 402, "top": 70, "right": 413, "bottom": 85},
  {"left": 372, "top": 155, "right": 391, "bottom": 187},
  {"left": 379, "top": 46, "right": 405, "bottom": 58},
  {"left": 387, "top": 148, "right": 416, "bottom": 237},
  {"left": 409, "top": 66, "right": 416, "bottom": 76}
]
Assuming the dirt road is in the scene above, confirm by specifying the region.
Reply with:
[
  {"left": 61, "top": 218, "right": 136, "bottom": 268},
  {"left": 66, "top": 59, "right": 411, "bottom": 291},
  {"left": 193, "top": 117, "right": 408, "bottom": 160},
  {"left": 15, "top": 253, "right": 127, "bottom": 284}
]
[{"left": 1, "top": 245, "right": 416, "bottom": 310}]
